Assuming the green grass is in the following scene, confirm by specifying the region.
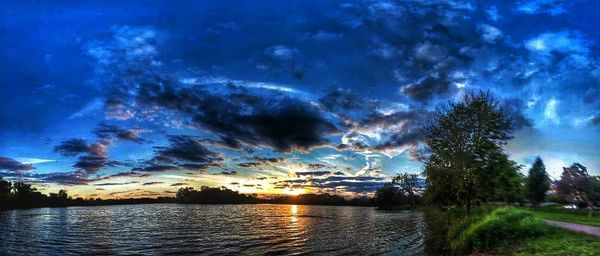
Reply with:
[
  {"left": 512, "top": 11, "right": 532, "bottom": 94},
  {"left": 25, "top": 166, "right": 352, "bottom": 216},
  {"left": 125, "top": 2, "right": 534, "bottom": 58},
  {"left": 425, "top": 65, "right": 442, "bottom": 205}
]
[
  {"left": 511, "top": 227, "right": 600, "bottom": 256},
  {"left": 523, "top": 206, "right": 600, "bottom": 227},
  {"left": 448, "top": 207, "right": 549, "bottom": 254},
  {"left": 441, "top": 206, "right": 600, "bottom": 255}
]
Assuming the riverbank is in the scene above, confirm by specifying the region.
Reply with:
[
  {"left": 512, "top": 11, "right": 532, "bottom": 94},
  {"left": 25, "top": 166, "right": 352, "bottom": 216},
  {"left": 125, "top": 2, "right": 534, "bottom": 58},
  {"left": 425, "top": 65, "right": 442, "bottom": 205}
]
[{"left": 423, "top": 206, "right": 600, "bottom": 255}]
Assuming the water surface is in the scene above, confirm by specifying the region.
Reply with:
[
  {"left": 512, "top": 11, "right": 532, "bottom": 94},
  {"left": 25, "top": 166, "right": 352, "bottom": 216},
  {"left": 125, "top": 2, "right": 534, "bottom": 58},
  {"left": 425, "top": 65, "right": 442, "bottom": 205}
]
[{"left": 0, "top": 204, "right": 425, "bottom": 255}]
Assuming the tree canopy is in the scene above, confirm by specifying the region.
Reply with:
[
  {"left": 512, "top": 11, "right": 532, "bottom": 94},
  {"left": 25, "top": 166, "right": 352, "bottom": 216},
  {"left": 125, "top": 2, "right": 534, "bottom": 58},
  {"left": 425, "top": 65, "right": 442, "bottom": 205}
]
[
  {"left": 423, "top": 92, "right": 519, "bottom": 214},
  {"left": 526, "top": 157, "right": 550, "bottom": 206}
]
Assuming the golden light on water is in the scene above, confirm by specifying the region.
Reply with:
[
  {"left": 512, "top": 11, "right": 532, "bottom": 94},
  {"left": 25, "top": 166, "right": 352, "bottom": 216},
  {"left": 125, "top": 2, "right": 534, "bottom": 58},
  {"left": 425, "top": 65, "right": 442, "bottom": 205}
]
[
  {"left": 290, "top": 205, "right": 298, "bottom": 215},
  {"left": 290, "top": 205, "right": 299, "bottom": 224}
]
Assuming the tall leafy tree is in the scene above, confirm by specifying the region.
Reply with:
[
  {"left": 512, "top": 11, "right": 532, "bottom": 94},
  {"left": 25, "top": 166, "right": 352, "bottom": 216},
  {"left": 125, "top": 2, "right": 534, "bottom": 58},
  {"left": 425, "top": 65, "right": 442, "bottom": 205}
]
[
  {"left": 423, "top": 92, "right": 514, "bottom": 215},
  {"left": 526, "top": 157, "right": 550, "bottom": 206},
  {"left": 557, "top": 163, "right": 598, "bottom": 217}
]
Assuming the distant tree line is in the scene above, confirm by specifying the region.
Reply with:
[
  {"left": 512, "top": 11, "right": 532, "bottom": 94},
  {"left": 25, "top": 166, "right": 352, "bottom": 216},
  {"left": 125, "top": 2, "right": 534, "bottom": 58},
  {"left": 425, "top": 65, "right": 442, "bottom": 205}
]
[
  {"left": 175, "top": 186, "right": 375, "bottom": 206},
  {"left": 373, "top": 92, "right": 600, "bottom": 214},
  {"left": 269, "top": 193, "right": 373, "bottom": 206},
  {"left": 0, "top": 176, "right": 175, "bottom": 211},
  {"left": 176, "top": 186, "right": 260, "bottom": 204},
  {"left": 0, "top": 178, "right": 375, "bottom": 211}
]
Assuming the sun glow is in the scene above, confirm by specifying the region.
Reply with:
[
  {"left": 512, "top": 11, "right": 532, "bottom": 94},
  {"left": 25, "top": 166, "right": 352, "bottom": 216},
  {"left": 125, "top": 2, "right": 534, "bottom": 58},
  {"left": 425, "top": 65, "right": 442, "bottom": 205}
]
[{"left": 283, "top": 188, "right": 305, "bottom": 196}]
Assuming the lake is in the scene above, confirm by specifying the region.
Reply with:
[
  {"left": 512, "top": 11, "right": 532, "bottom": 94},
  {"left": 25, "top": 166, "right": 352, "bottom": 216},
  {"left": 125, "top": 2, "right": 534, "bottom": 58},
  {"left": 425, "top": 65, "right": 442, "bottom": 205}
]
[{"left": 0, "top": 204, "right": 426, "bottom": 255}]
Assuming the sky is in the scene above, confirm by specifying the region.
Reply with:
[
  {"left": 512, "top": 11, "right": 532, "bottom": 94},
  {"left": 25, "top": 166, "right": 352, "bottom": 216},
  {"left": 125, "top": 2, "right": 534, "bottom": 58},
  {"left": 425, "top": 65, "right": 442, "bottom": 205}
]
[{"left": 0, "top": 0, "right": 599, "bottom": 199}]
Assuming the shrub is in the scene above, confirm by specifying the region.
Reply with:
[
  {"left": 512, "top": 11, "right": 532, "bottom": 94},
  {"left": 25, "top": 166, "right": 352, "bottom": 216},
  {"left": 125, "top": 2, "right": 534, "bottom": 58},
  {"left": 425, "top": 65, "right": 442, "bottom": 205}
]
[{"left": 449, "top": 207, "right": 548, "bottom": 254}]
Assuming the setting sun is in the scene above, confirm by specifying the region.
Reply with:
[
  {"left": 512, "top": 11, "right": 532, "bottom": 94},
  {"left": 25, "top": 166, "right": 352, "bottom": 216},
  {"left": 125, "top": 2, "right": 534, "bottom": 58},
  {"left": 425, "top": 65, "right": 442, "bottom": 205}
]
[{"left": 283, "top": 188, "right": 305, "bottom": 196}]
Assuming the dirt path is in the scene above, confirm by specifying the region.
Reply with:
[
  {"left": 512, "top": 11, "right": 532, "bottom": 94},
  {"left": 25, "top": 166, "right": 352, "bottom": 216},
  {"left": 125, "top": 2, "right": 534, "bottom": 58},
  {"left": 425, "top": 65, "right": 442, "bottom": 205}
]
[{"left": 544, "top": 220, "right": 600, "bottom": 237}]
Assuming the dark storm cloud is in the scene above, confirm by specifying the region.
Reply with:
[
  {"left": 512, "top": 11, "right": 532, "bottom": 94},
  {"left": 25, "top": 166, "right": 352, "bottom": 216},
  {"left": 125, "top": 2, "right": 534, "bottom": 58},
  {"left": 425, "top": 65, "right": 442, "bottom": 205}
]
[
  {"left": 237, "top": 162, "right": 264, "bottom": 168},
  {"left": 237, "top": 157, "right": 285, "bottom": 169},
  {"left": 154, "top": 135, "right": 222, "bottom": 165},
  {"left": 94, "top": 181, "right": 138, "bottom": 186},
  {"left": 274, "top": 175, "right": 388, "bottom": 193},
  {"left": 93, "top": 123, "right": 145, "bottom": 142},
  {"left": 295, "top": 171, "right": 331, "bottom": 177},
  {"left": 400, "top": 75, "right": 455, "bottom": 102},
  {"left": 340, "top": 107, "right": 430, "bottom": 154},
  {"left": 178, "top": 163, "right": 212, "bottom": 171},
  {"left": 132, "top": 164, "right": 179, "bottom": 172},
  {"left": 220, "top": 170, "right": 237, "bottom": 175},
  {"left": 54, "top": 139, "right": 115, "bottom": 174},
  {"left": 0, "top": 156, "right": 35, "bottom": 172},
  {"left": 170, "top": 182, "right": 188, "bottom": 187},
  {"left": 319, "top": 88, "right": 377, "bottom": 112},
  {"left": 54, "top": 139, "right": 90, "bottom": 156},
  {"left": 500, "top": 98, "right": 533, "bottom": 129},
  {"left": 248, "top": 156, "right": 286, "bottom": 164},
  {"left": 133, "top": 81, "right": 339, "bottom": 152},
  {"left": 102, "top": 171, "right": 148, "bottom": 179},
  {"left": 35, "top": 170, "right": 148, "bottom": 186},
  {"left": 307, "top": 163, "right": 327, "bottom": 169},
  {"left": 39, "top": 171, "right": 96, "bottom": 185}
]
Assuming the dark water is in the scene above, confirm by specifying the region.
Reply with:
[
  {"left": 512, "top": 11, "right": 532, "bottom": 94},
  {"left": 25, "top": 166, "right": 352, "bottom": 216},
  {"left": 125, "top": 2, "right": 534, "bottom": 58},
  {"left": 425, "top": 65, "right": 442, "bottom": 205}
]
[{"left": 0, "top": 204, "right": 426, "bottom": 255}]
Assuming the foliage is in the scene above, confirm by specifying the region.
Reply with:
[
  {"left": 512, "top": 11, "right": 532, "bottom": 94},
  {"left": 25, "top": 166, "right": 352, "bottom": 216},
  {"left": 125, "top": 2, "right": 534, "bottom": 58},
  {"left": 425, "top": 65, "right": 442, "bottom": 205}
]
[
  {"left": 449, "top": 207, "right": 548, "bottom": 254},
  {"left": 423, "top": 92, "right": 518, "bottom": 214},
  {"left": 556, "top": 163, "right": 600, "bottom": 216},
  {"left": 424, "top": 205, "right": 600, "bottom": 255},
  {"left": 526, "top": 157, "right": 551, "bottom": 206},
  {"left": 270, "top": 193, "right": 358, "bottom": 206},
  {"left": 393, "top": 173, "right": 419, "bottom": 206},
  {"left": 176, "top": 186, "right": 259, "bottom": 204},
  {"left": 0, "top": 175, "right": 177, "bottom": 210},
  {"left": 0, "top": 176, "right": 12, "bottom": 210},
  {"left": 510, "top": 227, "right": 600, "bottom": 256},
  {"left": 374, "top": 183, "right": 402, "bottom": 209},
  {"left": 374, "top": 173, "right": 422, "bottom": 209}
]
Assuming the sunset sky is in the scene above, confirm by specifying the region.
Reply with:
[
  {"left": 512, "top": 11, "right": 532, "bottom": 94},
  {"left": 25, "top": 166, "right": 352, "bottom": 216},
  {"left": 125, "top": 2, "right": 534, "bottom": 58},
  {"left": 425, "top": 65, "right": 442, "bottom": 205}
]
[{"left": 1, "top": 0, "right": 599, "bottom": 199}]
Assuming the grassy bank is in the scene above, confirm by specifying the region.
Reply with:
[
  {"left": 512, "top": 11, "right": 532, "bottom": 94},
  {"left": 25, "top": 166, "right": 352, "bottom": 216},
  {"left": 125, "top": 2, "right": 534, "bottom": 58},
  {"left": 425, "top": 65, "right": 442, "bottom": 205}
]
[
  {"left": 524, "top": 206, "right": 600, "bottom": 227},
  {"left": 425, "top": 206, "right": 600, "bottom": 255}
]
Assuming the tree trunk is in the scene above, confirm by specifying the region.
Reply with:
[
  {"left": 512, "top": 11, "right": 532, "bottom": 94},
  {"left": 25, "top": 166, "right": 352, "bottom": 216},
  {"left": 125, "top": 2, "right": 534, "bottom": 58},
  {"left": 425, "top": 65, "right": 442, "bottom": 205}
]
[{"left": 584, "top": 195, "right": 593, "bottom": 218}]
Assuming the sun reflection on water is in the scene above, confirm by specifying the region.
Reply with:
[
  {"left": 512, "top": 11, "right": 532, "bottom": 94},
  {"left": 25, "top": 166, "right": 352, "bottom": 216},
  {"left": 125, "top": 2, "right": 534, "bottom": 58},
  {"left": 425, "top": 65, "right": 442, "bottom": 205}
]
[{"left": 290, "top": 205, "right": 298, "bottom": 224}]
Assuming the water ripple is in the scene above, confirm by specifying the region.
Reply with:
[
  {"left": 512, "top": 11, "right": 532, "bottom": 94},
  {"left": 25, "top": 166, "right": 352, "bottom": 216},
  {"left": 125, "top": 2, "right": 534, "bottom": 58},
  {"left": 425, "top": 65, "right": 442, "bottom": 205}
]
[{"left": 0, "top": 204, "right": 425, "bottom": 255}]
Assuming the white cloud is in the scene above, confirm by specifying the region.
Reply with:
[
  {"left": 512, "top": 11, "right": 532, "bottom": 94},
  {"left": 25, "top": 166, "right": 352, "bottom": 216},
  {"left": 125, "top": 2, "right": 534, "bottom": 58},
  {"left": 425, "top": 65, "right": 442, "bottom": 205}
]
[
  {"left": 525, "top": 31, "right": 590, "bottom": 55},
  {"left": 180, "top": 76, "right": 303, "bottom": 94},
  {"left": 543, "top": 98, "right": 560, "bottom": 124},
  {"left": 516, "top": 0, "right": 568, "bottom": 16},
  {"left": 14, "top": 158, "right": 55, "bottom": 164},
  {"left": 264, "top": 45, "right": 299, "bottom": 61},
  {"left": 68, "top": 97, "right": 103, "bottom": 120},
  {"left": 486, "top": 6, "right": 500, "bottom": 21},
  {"left": 478, "top": 24, "right": 502, "bottom": 43}
]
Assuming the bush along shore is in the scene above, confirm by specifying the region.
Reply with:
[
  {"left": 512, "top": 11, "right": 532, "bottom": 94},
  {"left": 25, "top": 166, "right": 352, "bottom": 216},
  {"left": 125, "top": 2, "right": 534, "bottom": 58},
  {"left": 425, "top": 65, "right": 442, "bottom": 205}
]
[{"left": 423, "top": 206, "right": 600, "bottom": 255}]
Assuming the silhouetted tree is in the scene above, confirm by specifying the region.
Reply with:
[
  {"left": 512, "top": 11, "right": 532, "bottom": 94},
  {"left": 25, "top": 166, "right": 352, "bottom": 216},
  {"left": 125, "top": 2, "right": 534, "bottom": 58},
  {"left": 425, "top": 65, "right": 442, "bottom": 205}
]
[
  {"left": 526, "top": 157, "right": 550, "bottom": 206},
  {"left": 0, "top": 176, "right": 12, "bottom": 210},
  {"left": 14, "top": 182, "right": 47, "bottom": 208},
  {"left": 176, "top": 186, "right": 259, "bottom": 204},
  {"left": 374, "top": 182, "right": 406, "bottom": 209},
  {"left": 394, "top": 173, "right": 419, "bottom": 206},
  {"left": 423, "top": 92, "right": 514, "bottom": 215}
]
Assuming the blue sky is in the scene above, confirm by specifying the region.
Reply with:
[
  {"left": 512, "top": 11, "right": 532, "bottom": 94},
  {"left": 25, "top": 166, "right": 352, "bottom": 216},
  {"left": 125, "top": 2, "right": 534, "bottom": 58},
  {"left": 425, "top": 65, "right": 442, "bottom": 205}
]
[{"left": 0, "top": 0, "right": 599, "bottom": 198}]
